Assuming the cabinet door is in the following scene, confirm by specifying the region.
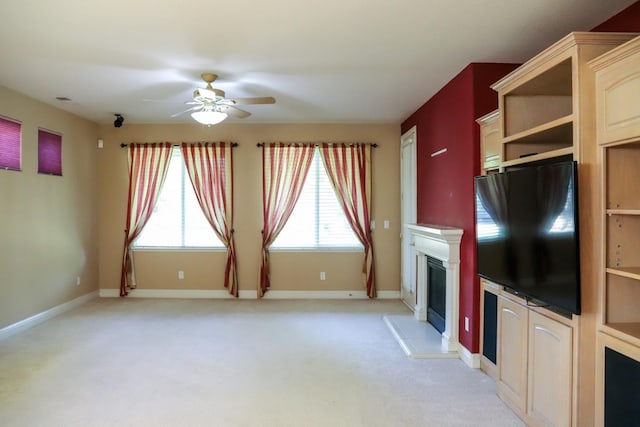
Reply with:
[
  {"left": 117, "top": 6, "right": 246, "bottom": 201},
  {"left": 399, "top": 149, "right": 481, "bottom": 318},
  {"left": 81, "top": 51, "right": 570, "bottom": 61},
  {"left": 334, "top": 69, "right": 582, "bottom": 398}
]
[
  {"left": 497, "top": 296, "right": 529, "bottom": 414},
  {"left": 594, "top": 42, "right": 640, "bottom": 146},
  {"left": 480, "top": 112, "right": 501, "bottom": 171},
  {"left": 527, "top": 311, "right": 573, "bottom": 427}
]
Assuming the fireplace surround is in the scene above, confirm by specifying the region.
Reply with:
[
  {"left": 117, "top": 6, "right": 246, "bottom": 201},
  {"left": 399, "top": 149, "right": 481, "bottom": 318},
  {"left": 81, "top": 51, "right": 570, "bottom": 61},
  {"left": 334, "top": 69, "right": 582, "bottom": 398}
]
[{"left": 406, "top": 224, "right": 463, "bottom": 353}]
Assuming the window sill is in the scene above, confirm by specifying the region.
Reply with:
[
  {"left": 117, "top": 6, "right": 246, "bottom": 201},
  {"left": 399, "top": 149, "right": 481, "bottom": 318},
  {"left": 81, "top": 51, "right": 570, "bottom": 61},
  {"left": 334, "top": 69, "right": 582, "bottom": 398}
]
[
  {"left": 132, "top": 247, "right": 226, "bottom": 252},
  {"left": 269, "top": 247, "right": 364, "bottom": 252}
]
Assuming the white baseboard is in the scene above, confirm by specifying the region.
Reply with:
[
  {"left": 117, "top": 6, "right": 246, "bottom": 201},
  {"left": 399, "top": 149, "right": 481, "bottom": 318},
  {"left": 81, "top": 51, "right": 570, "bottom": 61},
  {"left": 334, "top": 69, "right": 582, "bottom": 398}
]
[
  {"left": 100, "top": 288, "right": 400, "bottom": 300},
  {"left": 99, "top": 288, "right": 256, "bottom": 299},
  {"left": 460, "top": 345, "right": 481, "bottom": 369},
  {"left": 0, "top": 291, "right": 98, "bottom": 341},
  {"left": 262, "top": 290, "right": 400, "bottom": 299}
]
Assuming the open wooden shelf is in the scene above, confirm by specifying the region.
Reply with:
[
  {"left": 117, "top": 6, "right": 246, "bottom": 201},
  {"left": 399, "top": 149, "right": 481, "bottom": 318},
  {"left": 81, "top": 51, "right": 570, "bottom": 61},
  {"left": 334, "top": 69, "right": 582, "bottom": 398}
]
[
  {"left": 607, "top": 209, "right": 640, "bottom": 216},
  {"left": 606, "top": 267, "right": 640, "bottom": 281},
  {"left": 502, "top": 114, "right": 573, "bottom": 145},
  {"left": 602, "top": 323, "right": 640, "bottom": 344},
  {"left": 501, "top": 146, "right": 574, "bottom": 168}
]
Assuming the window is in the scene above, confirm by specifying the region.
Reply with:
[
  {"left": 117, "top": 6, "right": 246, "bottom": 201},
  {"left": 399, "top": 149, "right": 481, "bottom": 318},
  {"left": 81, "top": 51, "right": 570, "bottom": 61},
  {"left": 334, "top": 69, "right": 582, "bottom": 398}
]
[
  {"left": 0, "top": 116, "right": 21, "bottom": 171},
  {"left": 38, "top": 129, "right": 62, "bottom": 176},
  {"left": 134, "top": 147, "right": 223, "bottom": 248},
  {"left": 272, "top": 148, "right": 362, "bottom": 249}
]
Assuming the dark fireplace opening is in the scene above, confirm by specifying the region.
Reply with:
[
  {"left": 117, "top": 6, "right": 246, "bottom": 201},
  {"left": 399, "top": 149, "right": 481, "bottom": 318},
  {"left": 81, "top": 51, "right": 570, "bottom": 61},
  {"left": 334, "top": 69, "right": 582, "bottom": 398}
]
[{"left": 426, "top": 256, "right": 446, "bottom": 334}]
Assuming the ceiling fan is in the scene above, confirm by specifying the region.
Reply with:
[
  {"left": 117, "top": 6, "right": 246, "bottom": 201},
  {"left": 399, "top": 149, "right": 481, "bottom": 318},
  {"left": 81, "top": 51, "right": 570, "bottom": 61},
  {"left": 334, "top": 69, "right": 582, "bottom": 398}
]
[{"left": 172, "top": 73, "right": 276, "bottom": 125}]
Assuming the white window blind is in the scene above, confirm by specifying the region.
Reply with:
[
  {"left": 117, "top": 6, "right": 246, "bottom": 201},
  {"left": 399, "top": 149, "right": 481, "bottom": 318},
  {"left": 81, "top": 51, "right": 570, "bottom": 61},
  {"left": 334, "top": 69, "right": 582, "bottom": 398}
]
[
  {"left": 134, "top": 147, "right": 223, "bottom": 248},
  {"left": 272, "top": 149, "right": 362, "bottom": 249}
]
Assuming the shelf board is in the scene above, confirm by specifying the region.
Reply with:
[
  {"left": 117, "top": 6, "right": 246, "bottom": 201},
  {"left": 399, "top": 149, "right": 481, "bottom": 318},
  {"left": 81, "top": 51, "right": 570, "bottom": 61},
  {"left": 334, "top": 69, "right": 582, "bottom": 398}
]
[
  {"left": 607, "top": 209, "right": 640, "bottom": 216},
  {"left": 603, "top": 323, "right": 640, "bottom": 344},
  {"left": 606, "top": 267, "right": 640, "bottom": 280},
  {"left": 503, "top": 114, "right": 573, "bottom": 144},
  {"left": 501, "top": 146, "right": 574, "bottom": 168}
]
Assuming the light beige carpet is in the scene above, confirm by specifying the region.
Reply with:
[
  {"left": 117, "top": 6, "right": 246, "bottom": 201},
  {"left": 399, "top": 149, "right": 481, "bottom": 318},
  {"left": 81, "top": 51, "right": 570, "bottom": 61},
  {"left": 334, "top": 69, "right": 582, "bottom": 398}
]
[{"left": 0, "top": 298, "right": 524, "bottom": 427}]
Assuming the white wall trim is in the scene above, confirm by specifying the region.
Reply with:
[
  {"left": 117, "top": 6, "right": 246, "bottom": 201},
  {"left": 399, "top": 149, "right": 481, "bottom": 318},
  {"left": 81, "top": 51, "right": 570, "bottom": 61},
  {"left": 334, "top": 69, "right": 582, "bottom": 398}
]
[
  {"left": 99, "top": 288, "right": 259, "bottom": 299},
  {"left": 0, "top": 291, "right": 98, "bottom": 341},
  {"left": 99, "top": 289, "right": 400, "bottom": 300},
  {"left": 262, "top": 290, "right": 400, "bottom": 299},
  {"left": 460, "top": 345, "right": 481, "bottom": 369}
]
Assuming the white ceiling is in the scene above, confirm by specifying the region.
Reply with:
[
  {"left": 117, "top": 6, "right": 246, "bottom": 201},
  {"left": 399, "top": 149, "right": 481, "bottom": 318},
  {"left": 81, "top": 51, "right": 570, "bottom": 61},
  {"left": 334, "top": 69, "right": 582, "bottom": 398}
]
[{"left": 0, "top": 0, "right": 636, "bottom": 126}]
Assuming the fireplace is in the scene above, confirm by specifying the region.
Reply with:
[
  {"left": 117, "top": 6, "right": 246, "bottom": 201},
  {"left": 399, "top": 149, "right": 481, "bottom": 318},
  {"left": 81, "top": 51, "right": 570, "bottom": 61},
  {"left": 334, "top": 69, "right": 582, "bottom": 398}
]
[
  {"left": 406, "top": 224, "right": 463, "bottom": 353},
  {"left": 426, "top": 256, "right": 446, "bottom": 334}
]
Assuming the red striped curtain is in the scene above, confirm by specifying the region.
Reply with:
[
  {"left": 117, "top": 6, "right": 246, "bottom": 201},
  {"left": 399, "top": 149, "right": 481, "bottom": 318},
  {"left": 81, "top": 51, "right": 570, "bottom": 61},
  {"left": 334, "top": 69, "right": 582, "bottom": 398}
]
[
  {"left": 319, "top": 143, "right": 376, "bottom": 298},
  {"left": 260, "top": 143, "right": 315, "bottom": 296},
  {"left": 120, "top": 143, "right": 173, "bottom": 296},
  {"left": 181, "top": 142, "right": 238, "bottom": 296}
]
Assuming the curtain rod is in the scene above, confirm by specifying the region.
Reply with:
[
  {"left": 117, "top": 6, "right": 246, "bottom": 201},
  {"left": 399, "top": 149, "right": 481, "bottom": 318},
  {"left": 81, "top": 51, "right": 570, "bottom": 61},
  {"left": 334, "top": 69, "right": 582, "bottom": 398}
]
[
  {"left": 256, "top": 143, "right": 378, "bottom": 147},
  {"left": 120, "top": 142, "right": 238, "bottom": 148}
]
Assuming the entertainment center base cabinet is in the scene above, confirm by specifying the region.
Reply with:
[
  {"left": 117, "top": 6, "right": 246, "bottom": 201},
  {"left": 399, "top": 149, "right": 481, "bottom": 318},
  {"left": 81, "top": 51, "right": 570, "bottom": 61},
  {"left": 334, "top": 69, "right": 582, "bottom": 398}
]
[{"left": 496, "top": 290, "right": 577, "bottom": 427}]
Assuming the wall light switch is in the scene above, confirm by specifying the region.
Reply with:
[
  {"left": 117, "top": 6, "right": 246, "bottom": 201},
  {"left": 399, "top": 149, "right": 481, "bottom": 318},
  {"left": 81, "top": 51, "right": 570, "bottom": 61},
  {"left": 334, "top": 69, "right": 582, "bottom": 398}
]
[
  {"left": 464, "top": 316, "right": 470, "bottom": 332},
  {"left": 370, "top": 220, "right": 376, "bottom": 229},
  {"left": 76, "top": 276, "right": 81, "bottom": 286},
  {"left": 320, "top": 272, "right": 326, "bottom": 281},
  {"left": 383, "top": 220, "right": 390, "bottom": 229}
]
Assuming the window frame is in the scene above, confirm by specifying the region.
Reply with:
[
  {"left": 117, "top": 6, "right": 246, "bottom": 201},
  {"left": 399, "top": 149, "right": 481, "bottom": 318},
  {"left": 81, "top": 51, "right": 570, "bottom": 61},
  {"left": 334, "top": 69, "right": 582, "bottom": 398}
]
[
  {"left": 132, "top": 146, "right": 225, "bottom": 250},
  {"left": 37, "top": 128, "right": 63, "bottom": 176},
  {"left": 270, "top": 148, "right": 363, "bottom": 251},
  {"left": 0, "top": 115, "right": 22, "bottom": 172}
]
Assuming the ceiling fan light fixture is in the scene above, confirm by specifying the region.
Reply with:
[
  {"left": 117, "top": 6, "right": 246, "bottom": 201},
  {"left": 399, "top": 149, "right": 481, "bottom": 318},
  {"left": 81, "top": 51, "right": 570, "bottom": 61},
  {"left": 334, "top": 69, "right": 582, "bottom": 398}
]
[{"left": 191, "top": 110, "right": 228, "bottom": 125}]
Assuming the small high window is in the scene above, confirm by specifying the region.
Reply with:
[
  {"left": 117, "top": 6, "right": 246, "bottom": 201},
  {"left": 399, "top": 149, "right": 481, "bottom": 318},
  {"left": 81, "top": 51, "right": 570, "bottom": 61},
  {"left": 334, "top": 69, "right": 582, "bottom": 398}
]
[
  {"left": 0, "top": 116, "right": 21, "bottom": 171},
  {"left": 38, "top": 129, "right": 62, "bottom": 176}
]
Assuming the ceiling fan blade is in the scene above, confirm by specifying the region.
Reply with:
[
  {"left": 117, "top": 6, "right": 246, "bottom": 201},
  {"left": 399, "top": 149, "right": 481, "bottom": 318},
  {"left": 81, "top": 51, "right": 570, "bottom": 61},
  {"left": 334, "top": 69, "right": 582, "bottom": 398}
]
[
  {"left": 171, "top": 106, "right": 200, "bottom": 118},
  {"left": 228, "top": 96, "right": 276, "bottom": 105},
  {"left": 225, "top": 106, "right": 252, "bottom": 119}
]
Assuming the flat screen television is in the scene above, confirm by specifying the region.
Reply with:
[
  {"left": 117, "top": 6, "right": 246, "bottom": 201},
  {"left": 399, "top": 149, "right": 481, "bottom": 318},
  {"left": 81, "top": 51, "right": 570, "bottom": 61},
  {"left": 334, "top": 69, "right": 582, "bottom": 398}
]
[{"left": 474, "top": 161, "right": 580, "bottom": 315}]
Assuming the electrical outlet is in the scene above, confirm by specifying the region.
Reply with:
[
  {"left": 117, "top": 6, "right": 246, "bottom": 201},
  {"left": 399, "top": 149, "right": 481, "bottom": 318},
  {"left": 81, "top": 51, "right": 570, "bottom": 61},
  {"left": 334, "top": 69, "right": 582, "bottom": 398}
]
[
  {"left": 464, "top": 316, "right": 470, "bottom": 332},
  {"left": 178, "top": 270, "right": 184, "bottom": 280},
  {"left": 320, "top": 272, "right": 326, "bottom": 281},
  {"left": 384, "top": 220, "right": 390, "bottom": 229},
  {"left": 76, "top": 276, "right": 81, "bottom": 286},
  {"left": 370, "top": 220, "right": 376, "bottom": 229}
]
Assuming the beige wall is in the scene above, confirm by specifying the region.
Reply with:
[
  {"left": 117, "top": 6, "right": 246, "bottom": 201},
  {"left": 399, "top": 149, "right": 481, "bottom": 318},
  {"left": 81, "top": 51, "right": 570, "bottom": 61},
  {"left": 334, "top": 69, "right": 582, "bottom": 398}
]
[
  {"left": 0, "top": 86, "right": 99, "bottom": 329},
  {"left": 97, "top": 123, "right": 401, "bottom": 295}
]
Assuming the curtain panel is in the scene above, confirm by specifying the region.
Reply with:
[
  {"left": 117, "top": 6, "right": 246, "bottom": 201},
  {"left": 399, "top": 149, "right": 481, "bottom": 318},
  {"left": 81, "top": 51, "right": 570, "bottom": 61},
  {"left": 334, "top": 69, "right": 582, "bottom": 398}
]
[
  {"left": 319, "top": 143, "right": 376, "bottom": 298},
  {"left": 120, "top": 143, "right": 173, "bottom": 296},
  {"left": 182, "top": 142, "right": 238, "bottom": 296},
  {"left": 260, "top": 143, "right": 315, "bottom": 297}
]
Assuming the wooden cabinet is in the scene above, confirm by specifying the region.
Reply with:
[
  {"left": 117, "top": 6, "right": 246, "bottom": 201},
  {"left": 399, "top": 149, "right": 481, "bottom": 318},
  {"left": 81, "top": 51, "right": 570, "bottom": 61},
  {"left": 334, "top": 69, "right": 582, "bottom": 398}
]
[
  {"left": 483, "top": 32, "right": 637, "bottom": 427},
  {"left": 527, "top": 311, "right": 573, "bottom": 427},
  {"left": 591, "top": 36, "right": 640, "bottom": 427},
  {"left": 497, "top": 294, "right": 529, "bottom": 417},
  {"left": 591, "top": 36, "right": 640, "bottom": 146},
  {"left": 497, "top": 293, "right": 576, "bottom": 427},
  {"left": 480, "top": 279, "right": 500, "bottom": 379},
  {"left": 492, "top": 32, "right": 636, "bottom": 169},
  {"left": 477, "top": 110, "right": 501, "bottom": 173}
]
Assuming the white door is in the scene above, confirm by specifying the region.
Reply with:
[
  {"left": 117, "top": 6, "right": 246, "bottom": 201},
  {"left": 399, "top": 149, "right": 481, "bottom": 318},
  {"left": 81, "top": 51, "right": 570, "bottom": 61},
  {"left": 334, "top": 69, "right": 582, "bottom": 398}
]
[{"left": 400, "top": 127, "right": 417, "bottom": 309}]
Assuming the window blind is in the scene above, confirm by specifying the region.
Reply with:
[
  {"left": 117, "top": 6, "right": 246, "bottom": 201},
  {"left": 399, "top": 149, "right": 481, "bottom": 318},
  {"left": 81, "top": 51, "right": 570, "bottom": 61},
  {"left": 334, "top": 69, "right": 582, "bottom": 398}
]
[
  {"left": 38, "top": 129, "right": 62, "bottom": 175},
  {"left": 0, "top": 117, "right": 21, "bottom": 171}
]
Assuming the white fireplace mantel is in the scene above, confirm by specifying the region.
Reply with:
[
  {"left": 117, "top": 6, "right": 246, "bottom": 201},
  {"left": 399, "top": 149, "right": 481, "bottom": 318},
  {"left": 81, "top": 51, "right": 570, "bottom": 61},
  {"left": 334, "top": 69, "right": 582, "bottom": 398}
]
[{"left": 406, "top": 223, "right": 463, "bottom": 353}]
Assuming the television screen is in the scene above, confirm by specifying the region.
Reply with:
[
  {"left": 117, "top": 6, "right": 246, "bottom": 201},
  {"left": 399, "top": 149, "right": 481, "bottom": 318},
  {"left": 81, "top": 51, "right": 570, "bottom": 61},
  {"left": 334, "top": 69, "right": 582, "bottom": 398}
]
[{"left": 475, "top": 161, "right": 580, "bottom": 314}]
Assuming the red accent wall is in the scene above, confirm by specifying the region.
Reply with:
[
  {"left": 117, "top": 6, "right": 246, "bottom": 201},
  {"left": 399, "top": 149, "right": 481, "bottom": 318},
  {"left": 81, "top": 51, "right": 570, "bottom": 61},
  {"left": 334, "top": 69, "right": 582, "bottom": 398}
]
[
  {"left": 401, "top": 63, "right": 519, "bottom": 353},
  {"left": 592, "top": 1, "right": 640, "bottom": 31}
]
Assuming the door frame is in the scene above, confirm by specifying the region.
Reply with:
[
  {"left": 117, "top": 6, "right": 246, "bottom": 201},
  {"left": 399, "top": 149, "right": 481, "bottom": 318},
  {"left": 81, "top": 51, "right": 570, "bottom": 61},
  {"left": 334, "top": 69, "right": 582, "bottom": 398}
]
[{"left": 400, "top": 126, "right": 417, "bottom": 307}]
